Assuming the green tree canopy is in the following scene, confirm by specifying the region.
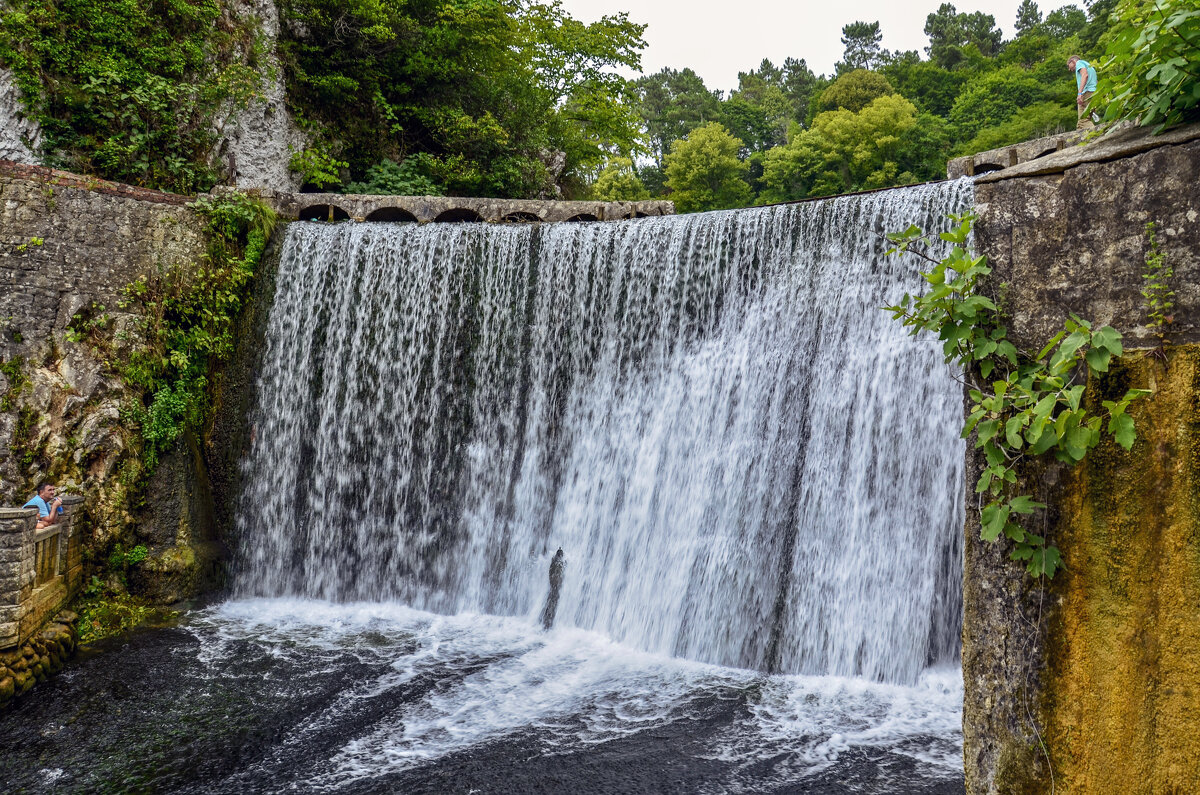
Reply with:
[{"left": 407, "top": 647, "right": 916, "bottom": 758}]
[
  {"left": 1015, "top": 0, "right": 1043, "bottom": 36},
  {"left": 761, "top": 94, "right": 919, "bottom": 202},
  {"left": 663, "top": 122, "right": 753, "bottom": 213},
  {"left": 949, "top": 66, "right": 1048, "bottom": 139},
  {"left": 819, "top": 69, "right": 895, "bottom": 113},
  {"left": 925, "top": 3, "right": 1004, "bottom": 68},
  {"left": 590, "top": 157, "right": 650, "bottom": 201},
  {"left": 277, "top": 0, "right": 646, "bottom": 198},
  {"left": 635, "top": 67, "right": 721, "bottom": 169}
]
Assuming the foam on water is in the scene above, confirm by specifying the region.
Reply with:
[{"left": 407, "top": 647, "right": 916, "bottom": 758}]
[{"left": 190, "top": 599, "right": 962, "bottom": 790}]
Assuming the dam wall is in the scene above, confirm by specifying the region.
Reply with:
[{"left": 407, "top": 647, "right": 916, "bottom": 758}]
[{"left": 963, "top": 122, "right": 1200, "bottom": 793}]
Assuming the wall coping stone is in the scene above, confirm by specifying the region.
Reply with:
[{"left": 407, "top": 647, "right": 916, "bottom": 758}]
[
  {"left": 0, "top": 158, "right": 191, "bottom": 206},
  {"left": 974, "top": 120, "right": 1200, "bottom": 183},
  {"left": 0, "top": 508, "right": 36, "bottom": 520}
]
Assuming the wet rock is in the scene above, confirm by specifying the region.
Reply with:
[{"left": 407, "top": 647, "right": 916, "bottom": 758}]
[{"left": 540, "top": 548, "right": 566, "bottom": 630}]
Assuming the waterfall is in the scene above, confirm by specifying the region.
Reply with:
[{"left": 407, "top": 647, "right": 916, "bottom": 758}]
[{"left": 237, "top": 180, "right": 971, "bottom": 684}]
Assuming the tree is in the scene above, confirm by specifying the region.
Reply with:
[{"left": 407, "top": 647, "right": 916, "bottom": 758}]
[
  {"left": 1015, "top": 0, "right": 1043, "bottom": 36},
  {"left": 819, "top": 69, "right": 895, "bottom": 113},
  {"left": 760, "top": 94, "right": 919, "bottom": 202},
  {"left": 780, "top": 57, "right": 820, "bottom": 119},
  {"left": 957, "top": 101, "right": 1076, "bottom": 155},
  {"left": 663, "top": 122, "right": 753, "bottom": 212},
  {"left": 271, "top": 0, "right": 646, "bottom": 198},
  {"left": 839, "top": 21, "right": 883, "bottom": 72},
  {"left": 949, "top": 67, "right": 1048, "bottom": 139},
  {"left": 1044, "top": 5, "right": 1088, "bottom": 39},
  {"left": 883, "top": 61, "right": 966, "bottom": 116},
  {"left": 722, "top": 63, "right": 798, "bottom": 153},
  {"left": 590, "top": 157, "right": 650, "bottom": 200},
  {"left": 925, "top": 3, "right": 1004, "bottom": 68},
  {"left": 635, "top": 68, "right": 721, "bottom": 168}
]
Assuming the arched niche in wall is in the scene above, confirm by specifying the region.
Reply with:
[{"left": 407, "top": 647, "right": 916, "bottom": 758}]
[
  {"left": 973, "top": 163, "right": 1006, "bottom": 176},
  {"left": 434, "top": 208, "right": 485, "bottom": 223},
  {"left": 365, "top": 207, "right": 419, "bottom": 223},
  {"left": 500, "top": 211, "right": 541, "bottom": 223},
  {"left": 565, "top": 213, "right": 599, "bottom": 223},
  {"left": 299, "top": 204, "right": 351, "bottom": 222}
]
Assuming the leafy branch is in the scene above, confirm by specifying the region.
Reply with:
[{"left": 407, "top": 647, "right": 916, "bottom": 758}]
[{"left": 884, "top": 213, "right": 1151, "bottom": 578}]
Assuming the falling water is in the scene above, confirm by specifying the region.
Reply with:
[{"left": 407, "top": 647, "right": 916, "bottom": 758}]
[{"left": 237, "top": 180, "right": 971, "bottom": 685}]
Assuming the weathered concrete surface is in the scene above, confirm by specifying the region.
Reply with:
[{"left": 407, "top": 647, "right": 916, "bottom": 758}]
[
  {"left": 0, "top": 162, "right": 228, "bottom": 604},
  {"left": 262, "top": 190, "right": 675, "bottom": 223},
  {"left": 0, "top": 67, "right": 40, "bottom": 165},
  {"left": 974, "top": 129, "right": 1200, "bottom": 352},
  {"left": 965, "top": 125, "right": 1200, "bottom": 793}
]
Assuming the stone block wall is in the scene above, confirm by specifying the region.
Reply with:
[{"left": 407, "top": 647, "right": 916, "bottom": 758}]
[
  {"left": 963, "top": 123, "right": 1200, "bottom": 793},
  {"left": 0, "top": 496, "right": 82, "bottom": 651},
  {"left": 1, "top": 161, "right": 232, "bottom": 605},
  {"left": 0, "top": 160, "right": 204, "bottom": 504}
]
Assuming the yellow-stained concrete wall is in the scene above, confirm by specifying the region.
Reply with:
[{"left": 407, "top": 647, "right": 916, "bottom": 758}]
[{"left": 1043, "top": 349, "right": 1200, "bottom": 792}]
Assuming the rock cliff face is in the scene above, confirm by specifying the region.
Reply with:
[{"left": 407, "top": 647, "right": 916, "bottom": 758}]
[
  {"left": 215, "top": 0, "right": 308, "bottom": 192},
  {"left": 0, "top": 67, "right": 39, "bottom": 164},
  {"left": 0, "top": 163, "right": 236, "bottom": 602},
  {"left": 964, "top": 124, "right": 1200, "bottom": 793}
]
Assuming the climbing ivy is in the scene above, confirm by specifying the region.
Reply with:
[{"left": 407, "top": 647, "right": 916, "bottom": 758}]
[
  {"left": 885, "top": 213, "right": 1150, "bottom": 578},
  {"left": 117, "top": 192, "right": 276, "bottom": 471},
  {"left": 1141, "top": 221, "right": 1175, "bottom": 348}
]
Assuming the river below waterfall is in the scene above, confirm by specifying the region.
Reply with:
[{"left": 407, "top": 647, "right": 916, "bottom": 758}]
[
  {"left": 0, "top": 599, "right": 963, "bottom": 793},
  {"left": 2, "top": 181, "right": 972, "bottom": 792}
]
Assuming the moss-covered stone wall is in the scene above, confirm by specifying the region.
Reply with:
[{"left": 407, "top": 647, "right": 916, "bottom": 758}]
[{"left": 965, "top": 123, "right": 1200, "bottom": 793}]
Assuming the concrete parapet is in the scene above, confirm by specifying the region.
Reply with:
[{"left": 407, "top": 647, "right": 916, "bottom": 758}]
[{"left": 0, "top": 496, "right": 83, "bottom": 652}]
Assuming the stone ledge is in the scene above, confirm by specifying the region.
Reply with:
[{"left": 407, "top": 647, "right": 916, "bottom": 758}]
[{"left": 974, "top": 121, "right": 1200, "bottom": 183}]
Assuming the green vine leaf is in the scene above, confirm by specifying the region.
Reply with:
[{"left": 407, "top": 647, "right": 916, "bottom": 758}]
[{"left": 884, "top": 212, "right": 1152, "bottom": 580}]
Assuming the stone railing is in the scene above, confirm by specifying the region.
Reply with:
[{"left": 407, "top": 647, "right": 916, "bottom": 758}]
[{"left": 0, "top": 496, "right": 83, "bottom": 650}]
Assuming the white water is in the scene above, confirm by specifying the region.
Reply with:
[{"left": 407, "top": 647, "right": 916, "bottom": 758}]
[
  {"left": 190, "top": 598, "right": 964, "bottom": 790},
  {"left": 238, "top": 180, "right": 971, "bottom": 684}
]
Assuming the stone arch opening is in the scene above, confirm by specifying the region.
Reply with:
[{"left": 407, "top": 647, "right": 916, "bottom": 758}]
[
  {"left": 973, "top": 163, "right": 1006, "bottom": 176},
  {"left": 1033, "top": 147, "right": 1058, "bottom": 160},
  {"left": 500, "top": 212, "right": 541, "bottom": 223},
  {"left": 299, "top": 204, "right": 351, "bottom": 222},
  {"left": 434, "top": 208, "right": 484, "bottom": 223},
  {"left": 365, "top": 207, "right": 419, "bottom": 223},
  {"left": 565, "top": 213, "right": 599, "bottom": 223}
]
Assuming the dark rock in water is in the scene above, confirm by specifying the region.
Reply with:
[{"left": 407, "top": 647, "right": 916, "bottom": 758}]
[{"left": 540, "top": 549, "right": 566, "bottom": 630}]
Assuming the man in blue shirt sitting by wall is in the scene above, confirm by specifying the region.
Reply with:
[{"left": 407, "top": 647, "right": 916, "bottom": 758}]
[
  {"left": 23, "top": 483, "right": 63, "bottom": 530},
  {"left": 1068, "top": 55, "right": 1099, "bottom": 130}
]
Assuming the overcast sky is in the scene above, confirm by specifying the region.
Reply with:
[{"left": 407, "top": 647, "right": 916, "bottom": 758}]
[{"left": 556, "top": 0, "right": 1081, "bottom": 93}]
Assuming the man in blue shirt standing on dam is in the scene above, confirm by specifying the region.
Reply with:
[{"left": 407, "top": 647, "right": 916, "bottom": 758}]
[
  {"left": 23, "top": 483, "right": 63, "bottom": 529},
  {"left": 1069, "top": 55, "right": 1099, "bottom": 130}
]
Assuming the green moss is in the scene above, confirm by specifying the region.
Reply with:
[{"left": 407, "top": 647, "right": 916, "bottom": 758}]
[{"left": 0, "top": 355, "right": 26, "bottom": 411}]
